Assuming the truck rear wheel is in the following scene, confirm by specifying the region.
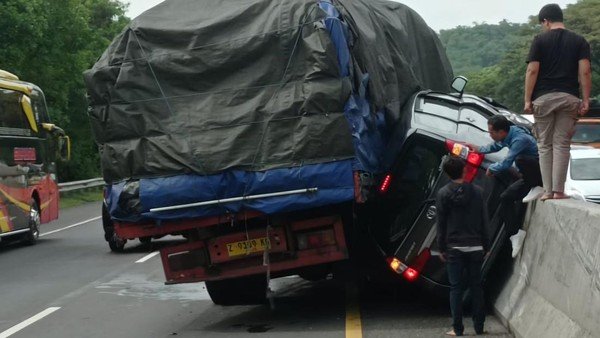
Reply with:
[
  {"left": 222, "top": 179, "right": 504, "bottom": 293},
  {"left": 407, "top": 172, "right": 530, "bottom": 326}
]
[
  {"left": 103, "top": 203, "right": 126, "bottom": 252},
  {"left": 108, "top": 234, "right": 126, "bottom": 252},
  {"left": 205, "top": 275, "right": 267, "bottom": 306}
]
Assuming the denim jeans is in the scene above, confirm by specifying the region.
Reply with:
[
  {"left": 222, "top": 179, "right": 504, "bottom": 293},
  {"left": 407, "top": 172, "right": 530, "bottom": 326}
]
[
  {"left": 498, "top": 155, "right": 543, "bottom": 235},
  {"left": 446, "top": 249, "right": 485, "bottom": 336}
]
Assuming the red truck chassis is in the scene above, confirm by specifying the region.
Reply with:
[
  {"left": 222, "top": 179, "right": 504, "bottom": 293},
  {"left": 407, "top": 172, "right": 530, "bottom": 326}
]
[{"left": 114, "top": 212, "right": 348, "bottom": 284}]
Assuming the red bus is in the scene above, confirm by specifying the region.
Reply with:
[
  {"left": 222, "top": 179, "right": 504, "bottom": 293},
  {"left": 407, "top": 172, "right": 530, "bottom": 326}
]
[{"left": 0, "top": 69, "right": 70, "bottom": 245}]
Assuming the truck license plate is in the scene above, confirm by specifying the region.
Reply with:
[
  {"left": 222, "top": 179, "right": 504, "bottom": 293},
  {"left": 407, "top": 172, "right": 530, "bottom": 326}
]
[{"left": 227, "top": 237, "right": 271, "bottom": 257}]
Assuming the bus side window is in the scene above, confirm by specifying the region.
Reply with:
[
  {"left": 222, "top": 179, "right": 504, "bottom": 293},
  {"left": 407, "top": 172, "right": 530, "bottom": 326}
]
[
  {"left": 0, "top": 89, "right": 30, "bottom": 130},
  {"left": 31, "top": 90, "right": 50, "bottom": 124}
]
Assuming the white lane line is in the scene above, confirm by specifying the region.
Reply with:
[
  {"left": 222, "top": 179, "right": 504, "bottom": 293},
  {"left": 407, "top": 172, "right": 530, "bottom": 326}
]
[
  {"left": 40, "top": 216, "right": 101, "bottom": 237},
  {"left": 0, "top": 307, "right": 61, "bottom": 338},
  {"left": 135, "top": 251, "right": 159, "bottom": 263}
]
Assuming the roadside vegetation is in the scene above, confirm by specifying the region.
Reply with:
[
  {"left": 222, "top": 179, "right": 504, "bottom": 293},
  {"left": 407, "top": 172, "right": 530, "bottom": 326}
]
[
  {"left": 59, "top": 188, "right": 104, "bottom": 209},
  {"left": 440, "top": 0, "right": 600, "bottom": 112}
]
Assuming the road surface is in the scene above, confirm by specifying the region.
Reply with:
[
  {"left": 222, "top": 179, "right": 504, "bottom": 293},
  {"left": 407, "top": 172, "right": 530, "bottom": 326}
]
[{"left": 0, "top": 202, "right": 512, "bottom": 337}]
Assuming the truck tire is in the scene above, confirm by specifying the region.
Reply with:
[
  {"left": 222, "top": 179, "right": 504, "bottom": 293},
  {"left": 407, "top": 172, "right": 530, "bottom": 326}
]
[
  {"left": 103, "top": 203, "right": 126, "bottom": 252},
  {"left": 299, "top": 264, "right": 330, "bottom": 281},
  {"left": 139, "top": 236, "right": 152, "bottom": 245},
  {"left": 108, "top": 234, "right": 126, "bottom": 252},
  {"left": 23, "top": 199, "right": 40, "bottom": 245},
  {"left": 205, "top": 275, "right": 267, "bottom": 306}
]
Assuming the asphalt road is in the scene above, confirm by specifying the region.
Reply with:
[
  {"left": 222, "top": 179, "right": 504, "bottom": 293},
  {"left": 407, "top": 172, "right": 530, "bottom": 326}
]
[{"left": 0, "top": 202, "right": 512, "bottom": 338}]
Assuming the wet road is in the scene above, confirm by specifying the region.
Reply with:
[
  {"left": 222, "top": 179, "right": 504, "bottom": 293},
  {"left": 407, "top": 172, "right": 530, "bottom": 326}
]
[{"left": 0, "top": 202, "right": 512, "bottom": 338}]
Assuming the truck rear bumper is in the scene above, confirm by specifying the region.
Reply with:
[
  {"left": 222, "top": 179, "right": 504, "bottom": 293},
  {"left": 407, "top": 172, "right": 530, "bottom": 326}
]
[
  {"left": 159, "top": 215, "right": 348, "bottom": 284},
  {"left": 113, "top": 211, "right": 263, "bottom": 239}
]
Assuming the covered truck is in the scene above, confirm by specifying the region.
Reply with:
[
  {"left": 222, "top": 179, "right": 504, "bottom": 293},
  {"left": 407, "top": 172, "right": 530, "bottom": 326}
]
[{"left": 84, "top": 0, "right": 453, "bottom": 304}]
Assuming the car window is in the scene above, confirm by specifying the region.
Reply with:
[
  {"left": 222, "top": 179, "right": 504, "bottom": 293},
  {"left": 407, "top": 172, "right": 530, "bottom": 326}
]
[
  {"left": 458, "top": 124, "right": 493, "bottom": 145},
  {"left": 388, "top": 137, "right": 445, "bottom": 240},
  {"left": 572, "top": 124, "right": 600, "bottom": 143},
  {"left": 0, "top": 89, "right": 29, "bottom": 131},
  {"left": 414, "top": 112, "right": 457, "bottom": 133},
  {"left": 417, "top": 98, "right": 459, "bottom": 120},
  {"left": 459, "top": 107, "right": 490, "bottom": 131},
  {"left": 571, "top": 158, "right": 600, "bottom": 180}
]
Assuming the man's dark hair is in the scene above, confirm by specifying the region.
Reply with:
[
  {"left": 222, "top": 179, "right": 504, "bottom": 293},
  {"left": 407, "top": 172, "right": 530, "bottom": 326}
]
[
  {"left": 487, "top": 115, "right": 511, "bottom": 133},
  {"left": 538, "top": 4, "right": 563, "bottom": 23},
  {"left": 442, "top": 156, "right": 465, "bottom": 180}
]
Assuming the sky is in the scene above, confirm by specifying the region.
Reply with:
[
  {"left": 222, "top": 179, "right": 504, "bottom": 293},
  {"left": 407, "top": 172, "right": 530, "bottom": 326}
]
[{"left": 125, "top": 0, "right": 577, "bottom": 32}]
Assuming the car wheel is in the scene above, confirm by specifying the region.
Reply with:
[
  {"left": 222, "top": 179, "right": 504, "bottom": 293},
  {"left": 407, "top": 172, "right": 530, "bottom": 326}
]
[
  {"left": 24, "top": 199, "right": 41, "bottom": 245},
  {"left": 139, "top": 236, "right": 152, "bottom": 245}
]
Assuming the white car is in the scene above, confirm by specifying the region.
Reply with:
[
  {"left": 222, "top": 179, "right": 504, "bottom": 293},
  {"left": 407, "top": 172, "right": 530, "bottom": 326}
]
[{"left": 566, "top": 148, "right": 600, "bottom": 204}]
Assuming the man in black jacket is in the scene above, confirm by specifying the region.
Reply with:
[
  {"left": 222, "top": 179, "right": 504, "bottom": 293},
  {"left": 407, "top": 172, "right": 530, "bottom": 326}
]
[{"left": 436, "top": 156, "right": 490, "bottom": 336}]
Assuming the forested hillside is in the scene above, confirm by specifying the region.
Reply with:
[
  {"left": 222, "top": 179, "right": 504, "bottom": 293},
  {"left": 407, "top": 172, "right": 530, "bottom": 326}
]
[
  {"left": 441, "top": 0, "right": 600, "bottom": 112},
  {"left": 439, "top": 21, "right": 529, "bottom": 75}
]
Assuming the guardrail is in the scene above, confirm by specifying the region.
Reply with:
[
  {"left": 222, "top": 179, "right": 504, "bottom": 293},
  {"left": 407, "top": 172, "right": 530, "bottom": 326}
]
[{"left": 58, "top": 177, "right": 104, "bottom": 193}]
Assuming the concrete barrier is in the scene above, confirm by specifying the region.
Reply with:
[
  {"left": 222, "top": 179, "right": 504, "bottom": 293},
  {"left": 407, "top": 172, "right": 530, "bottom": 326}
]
[{"left": 494, "top": 199, "right": 600, "bottom": 338}]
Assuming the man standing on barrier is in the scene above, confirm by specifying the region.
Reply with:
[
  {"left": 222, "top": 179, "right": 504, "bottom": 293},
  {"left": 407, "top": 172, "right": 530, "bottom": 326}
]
[{"left": 524, "top": 3, "right": 592, "bottom": 200}]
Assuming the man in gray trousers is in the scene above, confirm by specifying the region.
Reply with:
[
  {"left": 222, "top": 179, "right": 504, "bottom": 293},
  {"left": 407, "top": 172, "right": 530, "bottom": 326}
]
[{"left": 523, "top": 3, "right": 592, "bottom": 200}]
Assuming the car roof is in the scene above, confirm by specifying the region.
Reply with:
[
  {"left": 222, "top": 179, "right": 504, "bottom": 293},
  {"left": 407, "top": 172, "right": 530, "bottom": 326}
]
[
  {"left": 418, "top": 91, "right": 533, "bottom": 127},
  {"left": 570, "top": 148, "right": 600, "bottom": 160}
]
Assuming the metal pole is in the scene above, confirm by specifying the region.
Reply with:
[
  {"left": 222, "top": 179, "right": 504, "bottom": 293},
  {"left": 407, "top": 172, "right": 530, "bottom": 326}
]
[{"left": 149, "top": 187, "right": 319, "bottom": 213}]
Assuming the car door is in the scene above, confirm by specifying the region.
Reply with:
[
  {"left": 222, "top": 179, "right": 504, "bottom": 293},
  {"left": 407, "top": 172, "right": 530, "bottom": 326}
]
[{"left": 372, "top": 130, "right": 448, "bottom": 257}]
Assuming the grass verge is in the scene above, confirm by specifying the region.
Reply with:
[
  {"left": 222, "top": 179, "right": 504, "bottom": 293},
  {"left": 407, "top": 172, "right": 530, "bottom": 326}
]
[{"left": 60, "top": 188, "right": 103, "bottom": 209}]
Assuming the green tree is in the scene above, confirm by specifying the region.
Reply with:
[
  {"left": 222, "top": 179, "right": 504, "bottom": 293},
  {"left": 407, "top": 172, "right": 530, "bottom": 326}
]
[
  {"left": 0, "top": 0, "right": 129, "bottom": 181},
  {"left": 440, "top": 20, "right": 529, "bottom": 75}
]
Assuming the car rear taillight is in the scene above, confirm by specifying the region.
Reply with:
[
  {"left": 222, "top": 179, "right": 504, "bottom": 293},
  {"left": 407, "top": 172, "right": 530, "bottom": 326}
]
[
  {"left": 445, "top": 139, "right": 485, "bottom": 182},
  {"left": 387, "top": 257, "right": 408, "bottom": 274},
  {"left": 379, "top": 174, "right": 392, "bottom": 193},
  {"left": 403, "top": 268, "right": 419, "bottom": 282},
  {"left": 467, "top": 152, "right": 484, "bottom": 167},
  {"left": 387, "top": 248, "right": 431, "bottom": 283},
  {"left": 296, "top": 229, "right": 336, "bottom": 250}
]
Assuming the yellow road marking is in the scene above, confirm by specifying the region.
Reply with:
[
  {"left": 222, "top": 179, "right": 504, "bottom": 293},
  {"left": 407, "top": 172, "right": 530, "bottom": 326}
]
[{"left": 345, "top": 282, "right": 362, "bottom": 338}]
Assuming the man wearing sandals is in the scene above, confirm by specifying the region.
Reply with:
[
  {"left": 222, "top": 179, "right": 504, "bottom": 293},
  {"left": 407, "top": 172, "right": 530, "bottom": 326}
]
[{"left": 524, "top": 4, "right": 592, "bottom": 200}]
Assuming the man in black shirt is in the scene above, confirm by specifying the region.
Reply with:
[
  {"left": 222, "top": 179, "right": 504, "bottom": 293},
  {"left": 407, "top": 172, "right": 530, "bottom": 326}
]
[
  {"left": 436, "top": 157, "right": 489, "bottom": 336},
  {"left": 524, "top": 3, "right": 592, "bottom": 200}
]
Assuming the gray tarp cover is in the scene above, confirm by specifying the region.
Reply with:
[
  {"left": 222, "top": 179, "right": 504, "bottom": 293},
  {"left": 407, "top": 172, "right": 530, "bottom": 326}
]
[{"left": 84, "top": 0, "right": 452, "bottom": 183}]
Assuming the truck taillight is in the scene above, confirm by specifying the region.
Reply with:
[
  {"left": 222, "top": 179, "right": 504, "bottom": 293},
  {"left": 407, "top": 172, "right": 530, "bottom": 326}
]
[
  {"left": 445, "top": 139, "right": 485, "bottom": 182},
  {"left": 379, "top": 174, "right": 392, "bottom": 193},
  {"left": 296, "top": 229, "right": 336, "bottom": 250}
]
